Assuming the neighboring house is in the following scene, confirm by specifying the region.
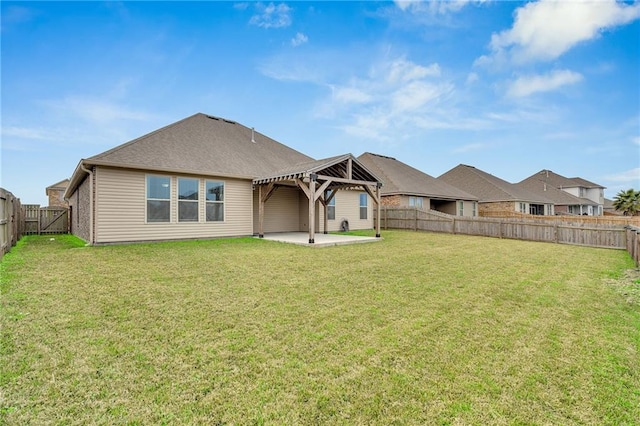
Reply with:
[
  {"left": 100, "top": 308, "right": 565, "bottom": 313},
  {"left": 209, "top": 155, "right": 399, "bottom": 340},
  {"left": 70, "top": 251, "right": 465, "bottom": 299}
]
[
  {"left": 517, "top": 175, "right": 598, "bottom": 215},
  {"left": 438, "top": 164, "right": 554, "bottom": 216},
  {"left": 518, "top": 170, "right": 605, "bottom": 215},
  {"left": 357, "top": 152, "right": 479, "bottom": 216},
  {"left": 64, "top": 113, "right": 382, "bottom": 245},
  {"left": 46, "top": 179, "right": 70, "bottom": 208}
]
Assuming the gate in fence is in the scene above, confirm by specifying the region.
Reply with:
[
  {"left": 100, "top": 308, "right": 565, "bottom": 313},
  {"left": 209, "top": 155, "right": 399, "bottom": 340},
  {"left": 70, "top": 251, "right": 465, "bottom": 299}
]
[{"left": 22, "top": 205, "right": 69, "bottom": 235}]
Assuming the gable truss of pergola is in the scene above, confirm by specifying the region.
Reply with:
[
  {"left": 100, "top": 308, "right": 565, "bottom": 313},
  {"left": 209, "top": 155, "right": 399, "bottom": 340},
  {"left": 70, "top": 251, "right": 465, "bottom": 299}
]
[{"left": 253, "top": 155, "right": 382, "bottom": 244}]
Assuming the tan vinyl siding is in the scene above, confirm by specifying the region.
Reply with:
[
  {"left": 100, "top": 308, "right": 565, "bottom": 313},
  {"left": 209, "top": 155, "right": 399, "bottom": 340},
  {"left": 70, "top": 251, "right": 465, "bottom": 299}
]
[
  {"left": 252, "top": 185, "right": 301, "bottom": 234},
  {"left": 326, "top": 190, "right": 373, "bottom": 231},
  {"left": 94, "top": 167, "right": 253, "bottom": 243}
]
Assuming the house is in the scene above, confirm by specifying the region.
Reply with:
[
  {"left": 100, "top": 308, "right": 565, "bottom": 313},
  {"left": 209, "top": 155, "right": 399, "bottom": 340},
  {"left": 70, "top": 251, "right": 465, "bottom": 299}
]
[
  {"left": 516, "top": 175, "right": 598, "bottom": 216},
  {"left": 518, "top": 170, "right": 605, "bottom": 215},
  {"left": 438, "top": 164, "right": 554, "bottom": 216},
  {"left": 357, "top": 153, "right": 479, "bottom": 216},
  {"left": 64, "top": 113, "right": 382, "bottom": 245},
  {"left": 45, "top": 178, "right": 70, "bottom": 208}
]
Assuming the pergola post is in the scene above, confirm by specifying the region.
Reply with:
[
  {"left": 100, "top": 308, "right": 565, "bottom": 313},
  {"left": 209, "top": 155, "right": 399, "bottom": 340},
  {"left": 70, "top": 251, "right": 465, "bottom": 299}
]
[
  {"left": 323, "top": 190, "right": 329, "bottom": 234},
  {"left": 376, "top": 183, "right": 381, "bottom": 238},
  {"left": 258, "top": 184, "right": 264, "bottom": 238},
  {"left": 308, "top": 174, "right": 316, "bottom": 244}
]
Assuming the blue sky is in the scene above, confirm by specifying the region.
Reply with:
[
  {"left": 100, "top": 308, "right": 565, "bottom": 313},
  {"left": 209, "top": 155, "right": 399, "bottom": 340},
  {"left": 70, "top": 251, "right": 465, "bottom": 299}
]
[{"left": 2, "top": 0, "right": 639, "bottom": 205}]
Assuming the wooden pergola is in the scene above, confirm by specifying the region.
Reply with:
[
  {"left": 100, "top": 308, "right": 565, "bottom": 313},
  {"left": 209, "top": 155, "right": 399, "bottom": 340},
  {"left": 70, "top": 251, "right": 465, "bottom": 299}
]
[{"left": 253, "top": 154, "right": 383, "bottom": 244}]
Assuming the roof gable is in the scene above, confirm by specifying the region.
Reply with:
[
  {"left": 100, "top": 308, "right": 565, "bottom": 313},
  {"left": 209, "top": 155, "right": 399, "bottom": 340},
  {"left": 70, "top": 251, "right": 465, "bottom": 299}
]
[
  {"left": 439, "top": 164, "right": 552, "bottom": 203},
  {"left": 357, "top": 153, "right": 477, "bottom": 200},
  {"left": 520, "top": 170, "right": 604, "bottom": 189},
  {"left": 87, "top": 113, "right": 313, "bottom": 178}
]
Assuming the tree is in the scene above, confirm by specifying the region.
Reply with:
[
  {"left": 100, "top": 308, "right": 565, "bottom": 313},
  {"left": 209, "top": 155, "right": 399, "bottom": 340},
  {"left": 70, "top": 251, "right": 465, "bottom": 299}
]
[{"left": 612, "top": 188, "right": 640, "bottom": 216}]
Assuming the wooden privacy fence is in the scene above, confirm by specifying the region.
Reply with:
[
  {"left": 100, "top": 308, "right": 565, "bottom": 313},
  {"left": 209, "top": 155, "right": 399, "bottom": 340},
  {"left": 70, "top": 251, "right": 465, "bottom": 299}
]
[
  {"left": 626, "top": 226, "right": 640, "bottom": 266},
  {"left": 22, "top": 205, "right": 69, "bottom": 235},
  {"left": 377, "top": 207, "right": 629, "bottom": 251},
  {"left": 0, "top": 188, "right": 23, "bottom": 260}
]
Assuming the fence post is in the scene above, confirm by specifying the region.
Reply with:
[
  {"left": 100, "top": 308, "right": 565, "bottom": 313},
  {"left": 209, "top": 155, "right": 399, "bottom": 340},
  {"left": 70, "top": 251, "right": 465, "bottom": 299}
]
[{"left": 554, "top": 223, "right": 558, "bottom": 243}]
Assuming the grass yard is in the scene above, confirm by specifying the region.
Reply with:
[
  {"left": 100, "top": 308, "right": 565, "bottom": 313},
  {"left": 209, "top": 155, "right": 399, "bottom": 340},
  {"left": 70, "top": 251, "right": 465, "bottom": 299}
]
[{"left": 1, "top": 231, "right": 638, "bottom": 425}]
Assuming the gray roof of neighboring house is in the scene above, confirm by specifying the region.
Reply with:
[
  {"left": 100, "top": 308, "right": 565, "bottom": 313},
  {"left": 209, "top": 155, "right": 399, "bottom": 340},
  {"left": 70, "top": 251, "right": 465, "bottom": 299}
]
[
  {"left": 438, "top": 164, "right": 553, "bottom": 204},
  {"left": 517, "top": 177, "right": 598, "bottom": 206},
  {"left": 66, "top": 113, "right": 313, "bottom": 196},
  {"left": 46, "top": 178, "right": 70, "bottom": 194},
  {"left": 357, "top": 153, "right": 477, "bottom": 201},
  {"left": 520, "top": 169, "right": 605, "bottom": 189}
]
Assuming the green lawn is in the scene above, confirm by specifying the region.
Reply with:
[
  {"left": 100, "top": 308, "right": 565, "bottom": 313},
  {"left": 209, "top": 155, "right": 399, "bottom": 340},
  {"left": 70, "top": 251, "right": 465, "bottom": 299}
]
[{"left": 1, "top": 231, "right": 638, "bottom": 425}]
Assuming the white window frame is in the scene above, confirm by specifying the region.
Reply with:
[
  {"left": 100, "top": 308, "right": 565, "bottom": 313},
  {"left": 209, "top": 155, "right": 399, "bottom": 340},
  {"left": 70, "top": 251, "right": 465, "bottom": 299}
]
[
  {"left": 458, "top": 200, "right": 464, "bottom": 216},
  {"left": 205, "top": 180, "right": 225, "bottom": 222},
  {"left": 359, "top": 193, "right": 368, "bottom": 220},
  {"left": 178, "top": 177, "right": 200, "bottom": 222},
  {"left": 146, "top": 175, "right": 171, "bottom": 223},
  {"left": 327, "top": 190, "right": 336, "bottom": 221}
]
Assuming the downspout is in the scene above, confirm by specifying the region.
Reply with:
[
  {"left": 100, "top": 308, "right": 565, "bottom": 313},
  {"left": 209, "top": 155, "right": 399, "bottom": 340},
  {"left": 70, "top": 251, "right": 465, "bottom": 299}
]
[{"left": 80, "top": 163, "right": 94, "bottom": 245}]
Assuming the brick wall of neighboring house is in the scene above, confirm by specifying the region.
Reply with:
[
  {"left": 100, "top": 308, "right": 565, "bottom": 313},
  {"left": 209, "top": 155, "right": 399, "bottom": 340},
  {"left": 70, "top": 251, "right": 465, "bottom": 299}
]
[
  {"left": 382, "top": 195, "right": 401, "bottom": 207},
  {"left": 68, "top": 175, "right": 91, "bottom": 243},
  {"left": 479, "top": 201, "right": 515, "bottom": 215},
  {"left": 47, "top": 188, "right": 69, "bottom": 208}
]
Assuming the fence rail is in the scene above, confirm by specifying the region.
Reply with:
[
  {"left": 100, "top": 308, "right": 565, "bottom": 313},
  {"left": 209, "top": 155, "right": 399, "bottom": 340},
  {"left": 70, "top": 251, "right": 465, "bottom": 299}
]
[{"left": 378, "top": 208, "right": 636, "bottom": 263}]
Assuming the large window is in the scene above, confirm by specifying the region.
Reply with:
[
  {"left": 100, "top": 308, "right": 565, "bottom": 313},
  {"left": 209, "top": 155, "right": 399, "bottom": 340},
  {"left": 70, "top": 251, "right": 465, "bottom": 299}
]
[
  {"left": 147, "top": 175, "right": 171, "bottom": 222},
  {"left": 327, "top": 190, "right": 336, "bottom": 220},
  {"left": 178, "top": 178, "right": 199, "bottom": 222},
  {"left": 409, "top": 196, "right": 423, "bottom": 208},
  {"left": 458, "top": 201, "right": 464, "bottom": 216},
  {"left": 359, "top": 193, "right": 368, "bottom": 220},
  {"left": 206, "top": 180, "right": 224, "bottom": 222}
]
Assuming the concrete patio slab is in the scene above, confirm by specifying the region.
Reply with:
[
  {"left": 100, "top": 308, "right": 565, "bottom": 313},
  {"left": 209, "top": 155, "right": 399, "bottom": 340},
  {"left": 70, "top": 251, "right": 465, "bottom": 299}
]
[{"left": 258, "top": 232, "right": 382, "bottom": 247}]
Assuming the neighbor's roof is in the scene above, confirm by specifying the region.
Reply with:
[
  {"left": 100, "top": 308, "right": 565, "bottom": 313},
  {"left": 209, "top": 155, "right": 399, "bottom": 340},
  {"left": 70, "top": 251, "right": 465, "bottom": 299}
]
[
  {"left": 357, "top": 152, "right": 477, "bottom": 201},
  {"left": 45, "top": 178, "right": 70, "bottom": 194},
  {"left": 66, "top": 113, "right": 313, "bottom": 196},
  {"left": 516, "top": 178, "right": 598, "bottom": 206},
  {"left": 438, "top": 164, "right": 553, "bottom": 204},
  {"left": 520, "top": 169, "right": 605, "bottom": 189}
]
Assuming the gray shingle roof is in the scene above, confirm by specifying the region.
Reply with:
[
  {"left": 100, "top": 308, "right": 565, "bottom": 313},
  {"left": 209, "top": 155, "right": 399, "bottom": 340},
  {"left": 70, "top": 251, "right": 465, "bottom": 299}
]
[
  {"left": 516, "top": 178, "right": 598, "bottom": 206},
  {"left": 438, "top": 164, "right": 552, "bottom": 204},
  {"left": 87, "top": 113, "right": 313, "bottom": 178},
  {"left": 520, "top": 170, "right": 605, "bottom": 189},
  {"left": 357, "top": 153, "right": 477, "bottom": 201}
]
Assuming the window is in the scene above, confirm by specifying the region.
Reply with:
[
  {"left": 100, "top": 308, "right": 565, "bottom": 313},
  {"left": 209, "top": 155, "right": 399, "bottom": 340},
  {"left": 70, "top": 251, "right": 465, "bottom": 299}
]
[
  {"left": 178, "top": 178, "right": 199, "bottom": 222},
  {"left": 458, "top": 201, "right": 464, "bottom": 216},
  {"left": 519, "top": 202, "right": 527, "bottom": 213},
  {"left": 147, "top": 175, "right": 171, "bottom": 222},
  {"left": 327, "top": 190, "right": 336, "bottom": 220},
  {"left": 409, "top": 196, "right": 423, "bottom": 208},
  {"left": 206, "top": 180, "right": 224, "bottom": 222},
  {"left": 472, "top": 202, "right": 477, "bottom": 217},
  {"left": 359, "top": 193, "right": 368, "bottom": 220}
]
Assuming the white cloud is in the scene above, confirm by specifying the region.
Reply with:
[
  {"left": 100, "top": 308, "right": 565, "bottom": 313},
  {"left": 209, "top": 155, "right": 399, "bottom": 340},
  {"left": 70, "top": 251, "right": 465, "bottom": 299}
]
[
  {"left": 1, "top": 126, "right": 51, "bottom": 140},
  {"left": 466, "top": 72, "right": 479, "bottom": 85},
  {"left": 387, "top": 58, "right": 440, "bottom": 82},
  {"left": 249, "top": 2, "right": 292, "bottom": 29},
  {"left": 331, "top": 86, "right": 372, "bottom": 104},
  {"left": 391, "top": 80, "right": 452, "bottom": 112},
  {"left": 603, "top": 168, "right": 640, "bottom": 183},
  {"left": 453, "top": 143, "right": 489, "bottom": 153},
  {"left": 483, "top": 0, "right": 640, "bottom": 65},
  {"left": 394, "top": 0, "right": 486, "bottom": 14},
  {"left": 632, "top": 136, "right": 640, "bottom": 146},
  {"left": 291, "top": 32, "right": 308, "bottom": 47},
  {"left": 42, "top": 96, "right": 153, "bottom": 125},
  {"left": 506, "top": 69, "right": 583, "bottom": 97}
]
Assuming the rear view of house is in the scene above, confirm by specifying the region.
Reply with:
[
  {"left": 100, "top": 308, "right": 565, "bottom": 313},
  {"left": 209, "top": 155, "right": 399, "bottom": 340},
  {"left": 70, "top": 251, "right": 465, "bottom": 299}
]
[{"left": 65, "top": 113, "right": 382, "bottom": 244}]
